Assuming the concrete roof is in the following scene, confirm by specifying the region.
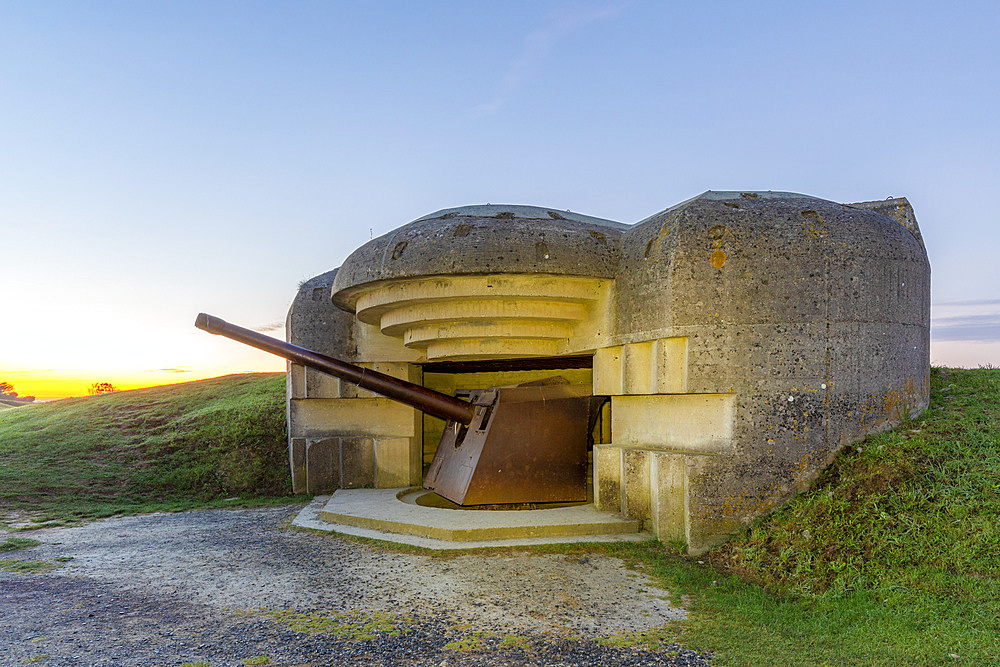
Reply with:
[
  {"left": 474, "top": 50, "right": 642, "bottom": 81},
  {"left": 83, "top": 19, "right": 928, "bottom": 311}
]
[{"left": 332, "top": 204, "right": 629, "bottom": 310}]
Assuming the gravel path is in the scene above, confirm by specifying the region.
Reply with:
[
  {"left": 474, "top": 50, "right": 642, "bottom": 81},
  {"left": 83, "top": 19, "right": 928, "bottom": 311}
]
[{"left": 0, "top": 505, "right": 713, "bottom": 666}]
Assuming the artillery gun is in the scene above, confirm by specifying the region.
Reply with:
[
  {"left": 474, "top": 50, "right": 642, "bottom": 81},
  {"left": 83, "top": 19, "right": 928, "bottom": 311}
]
[{"left": 195, "top": 313, "right": 595, "bottom": 505}]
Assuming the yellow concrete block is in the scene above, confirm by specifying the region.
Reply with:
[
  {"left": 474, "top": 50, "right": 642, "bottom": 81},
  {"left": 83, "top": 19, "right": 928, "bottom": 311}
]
[
  {"left": 593, "top": 444, "right": 622, "bottom": 512},
  {"left": 650, "top": 453, "right": 686, "bottom": 542},
  {"left": 595, "top": 339, "right": 688, "bottom": 396},
  {"left": 611, "top": 394, "right": 735, "bottom": 452},
  {"left": 305, "top": 367, "right": 339, "bottom": 398},
  {"left": 289, "top": 398, "right": 418, "bottom": 438},
  {"left": 624, "top": 341, "right": 654, "bottom": 394},
  {"left": 623, "top": 449, "right": 651, "bottom": 524},
  {"left": 288, "top": 363, "right": 306, "bottom": 399},
  {"left": 599, "top": 400, "right": 612, "bottom": 444},
  {"left": 374, "top": 438, "right": 412, "bottom": 488},
  {"left": 593, "top": 346, "right": 624, "bottom": 395},
  {"left": 353, "top": 320, "right": 423, "bottom": 363},
  {"left": 653, "top": 337, "right": 688, "bottom": 393},
  {"left": 370, "top": 361, "right": 421, "bottom": 382}
]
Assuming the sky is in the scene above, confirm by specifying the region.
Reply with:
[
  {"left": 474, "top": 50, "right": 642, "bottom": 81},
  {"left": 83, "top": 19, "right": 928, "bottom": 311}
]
[{"left": 2, "top": 1, "right": 998, "bottom": 399}]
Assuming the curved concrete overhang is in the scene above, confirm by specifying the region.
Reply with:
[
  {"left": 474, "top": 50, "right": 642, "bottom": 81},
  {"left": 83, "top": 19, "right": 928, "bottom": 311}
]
[
  {"left": 341, "top": 273, "right": 612, "bottom": 360},
  {"left": 328, "top": 204, "right": 628, "bottom": 360},
  {"left": 331, "top": 204, "right": 629, "bottom": 313}
]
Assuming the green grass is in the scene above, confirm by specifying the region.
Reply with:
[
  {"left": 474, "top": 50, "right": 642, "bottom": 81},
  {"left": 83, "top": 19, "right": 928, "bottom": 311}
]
[
  {"left": 0, "top": 537, "right": 41, "bottom": 552},
  {"left": 0, "top": 373, "right": 304, "bottom": 525},
  {"left": 263, "top": 609, "right": 411, "bottom": 639},
  {"left": 0, "top": 559, "right": 58, "bottom": 573},
  {"left": 498, "top": 634, "right": 531, "bottom": 649}
]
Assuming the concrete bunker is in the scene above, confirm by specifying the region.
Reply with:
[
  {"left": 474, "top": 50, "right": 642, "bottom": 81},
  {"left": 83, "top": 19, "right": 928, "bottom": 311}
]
[{"left": 284, "top": 192, "right": 930, "bottom": 553}]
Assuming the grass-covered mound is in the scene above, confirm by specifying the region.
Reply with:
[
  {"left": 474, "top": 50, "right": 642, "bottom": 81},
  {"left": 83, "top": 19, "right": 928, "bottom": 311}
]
[
  {"left": 0, "top": 373, "right": 297, "bottom": 525},
  {"left": 712, "top": 367, "right": 998, "bottom": 598},
  {"left": 664, "top": 367, "right": 998, "bottom": 664}
]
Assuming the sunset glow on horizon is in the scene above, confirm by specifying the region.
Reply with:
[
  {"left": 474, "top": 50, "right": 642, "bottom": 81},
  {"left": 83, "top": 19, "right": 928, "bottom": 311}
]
[
  {"left": 2, "top": 306, "right": 287, "bottom": 400},
  {"left": 4, "top": 365, "right": 285, "bottom": 402}
]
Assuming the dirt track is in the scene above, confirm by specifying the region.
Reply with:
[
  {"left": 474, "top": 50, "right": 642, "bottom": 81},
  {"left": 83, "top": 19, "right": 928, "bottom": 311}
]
[{"left": 0, "top": 505, "right": 712, "bottom": 666}]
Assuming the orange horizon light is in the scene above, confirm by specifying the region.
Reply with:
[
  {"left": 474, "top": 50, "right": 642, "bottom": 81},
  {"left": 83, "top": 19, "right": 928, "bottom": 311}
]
[{"left": 2, "top": 367, "right": 284, "bottom": 401}]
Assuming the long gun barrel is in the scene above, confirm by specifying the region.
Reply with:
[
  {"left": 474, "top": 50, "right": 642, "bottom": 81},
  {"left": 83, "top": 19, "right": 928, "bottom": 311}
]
[{"left": 195, "top": 313, "right": 476, "bottom": 425}]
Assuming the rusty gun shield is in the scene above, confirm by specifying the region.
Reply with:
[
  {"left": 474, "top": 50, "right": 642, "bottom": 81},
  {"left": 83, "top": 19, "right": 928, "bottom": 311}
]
[{"left": 423, "top": 382, "right": 592, "bottom": 505}]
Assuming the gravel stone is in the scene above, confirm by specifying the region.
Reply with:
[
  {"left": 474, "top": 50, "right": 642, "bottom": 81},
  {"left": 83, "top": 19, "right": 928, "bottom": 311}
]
[{"left": 1, "top": 505, "right": 713, "bottom": 665}]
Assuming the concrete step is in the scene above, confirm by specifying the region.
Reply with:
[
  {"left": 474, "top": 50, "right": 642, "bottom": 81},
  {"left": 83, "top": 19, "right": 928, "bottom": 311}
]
[{"left": 299, "top": 488, "right": 646, "bottom": 548}]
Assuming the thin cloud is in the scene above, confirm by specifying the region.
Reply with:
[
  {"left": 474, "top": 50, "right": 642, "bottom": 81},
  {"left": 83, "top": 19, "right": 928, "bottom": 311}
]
[
  {"left": 144, "top": 368, "right": 192, "bottom": 373},
  {"left": 253, "top": 321, "right": 285, "bottom": 333},
  {"left": 934, "top": 298, "right": 1000, "bottom": 307},
  {"left": 474, "top": 1, "right": 631, "bottom": 117},
  {"left": 931, "top": 314, "right": 1000, "bottom": 342}
]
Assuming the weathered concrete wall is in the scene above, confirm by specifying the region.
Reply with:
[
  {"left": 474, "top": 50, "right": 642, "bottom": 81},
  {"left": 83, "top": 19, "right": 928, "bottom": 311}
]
[
  {"left": 604, "top": 191, "right": 930, "bottom": 552},
  {"left": 286, "top": 193, "right": 930, "bottom": 553}
]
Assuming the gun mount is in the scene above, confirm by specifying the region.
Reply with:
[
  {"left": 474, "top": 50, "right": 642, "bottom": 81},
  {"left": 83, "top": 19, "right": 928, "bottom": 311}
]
[{"left": 195, "top": 313, "right": 592, "bottom": 505}]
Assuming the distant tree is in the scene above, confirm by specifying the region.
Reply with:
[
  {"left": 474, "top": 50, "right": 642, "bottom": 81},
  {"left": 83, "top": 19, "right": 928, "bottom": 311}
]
[
  {"left": 88, "top": 382, "right": 118, "bottom": 395},
  {"left": 0, "top": 382, "right": 34, "bottom": 402}
]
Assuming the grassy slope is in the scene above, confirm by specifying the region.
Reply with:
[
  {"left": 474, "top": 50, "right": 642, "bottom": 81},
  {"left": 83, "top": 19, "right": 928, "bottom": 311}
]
[
  {"left": 555, "top": 367, "right": 997, "bottom": 665},
  {"left": 0, "top": 373, "right": 298, "bottom": 523},
  {"left": 706, "top": 366, "right": 999, "bottom": 663}
]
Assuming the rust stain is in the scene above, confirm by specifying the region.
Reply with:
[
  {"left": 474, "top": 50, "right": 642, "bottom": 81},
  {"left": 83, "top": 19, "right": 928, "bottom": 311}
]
[
  {"left": 709, "top": 225, "right": 729, "bottom": 268},
  {"left": 644, "top": 222, "right": 673, "bottom": 259},
  {"left": 801, "top": 210, "right": 826, "bottom": 240}
]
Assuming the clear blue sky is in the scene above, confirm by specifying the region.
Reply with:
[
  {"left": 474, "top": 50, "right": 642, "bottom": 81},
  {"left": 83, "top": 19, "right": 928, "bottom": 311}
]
[{"left": 3, "top": 1, "right": 998, "bottom": 397}]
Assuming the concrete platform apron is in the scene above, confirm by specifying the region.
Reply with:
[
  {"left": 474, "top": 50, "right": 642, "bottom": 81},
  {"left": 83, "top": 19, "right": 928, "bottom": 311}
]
[{"left": 293, "top": 489, "right": 649, "bottom": 550}]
